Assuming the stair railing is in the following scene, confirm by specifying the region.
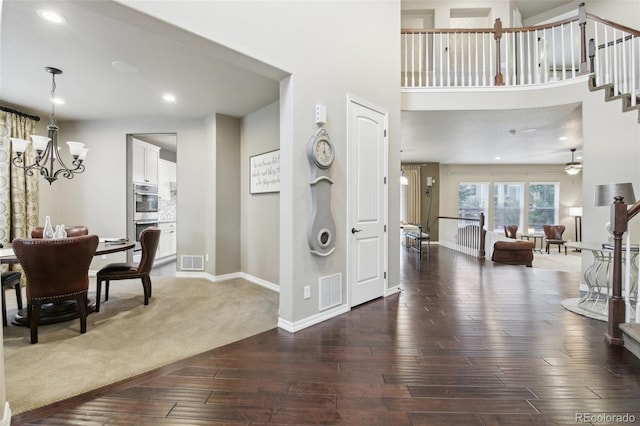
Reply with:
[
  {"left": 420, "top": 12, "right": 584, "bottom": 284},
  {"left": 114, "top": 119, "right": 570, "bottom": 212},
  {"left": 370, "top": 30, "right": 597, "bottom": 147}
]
[
  {"left": 588, "top": 13, "right": 640, "bottom": 108},
  {"left": 437, "top": 213, "right": 486, "bottom": 259},
  {"left": 402, "top": 2, "right": 638, "bottom": 95}
]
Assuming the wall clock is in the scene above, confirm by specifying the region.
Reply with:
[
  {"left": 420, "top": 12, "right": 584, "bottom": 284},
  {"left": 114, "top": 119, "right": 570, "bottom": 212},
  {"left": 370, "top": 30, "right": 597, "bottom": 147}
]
[{"left": 307, "top": 127, "right": 336, "bottom": 256}]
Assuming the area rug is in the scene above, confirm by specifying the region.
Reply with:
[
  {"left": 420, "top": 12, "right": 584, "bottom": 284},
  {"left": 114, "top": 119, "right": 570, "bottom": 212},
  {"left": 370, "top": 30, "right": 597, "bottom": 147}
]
[
  {"left": 1, "top": 276, "right": 279, "bottom": 415},
  {"left": 561, "top": 297, "right": 607, "bottom": 322},
  {"left": 531, "top": 250, "right": 582, "bottom": 273}
]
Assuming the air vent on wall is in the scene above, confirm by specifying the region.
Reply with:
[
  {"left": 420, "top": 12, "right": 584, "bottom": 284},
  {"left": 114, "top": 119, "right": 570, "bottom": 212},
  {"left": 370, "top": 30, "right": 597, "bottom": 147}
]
[
  {"left": 319, "top": 273, "right": 342, "bottom": 311},
  {"left": 181, "top": 255, "right": 204, "bottom": 271}
]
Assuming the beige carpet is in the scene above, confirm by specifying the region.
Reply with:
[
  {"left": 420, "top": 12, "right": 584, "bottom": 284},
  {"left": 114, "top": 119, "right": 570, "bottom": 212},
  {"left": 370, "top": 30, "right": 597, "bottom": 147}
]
[{"left": 2, "top": 276, "right": 279, "bottom": 415}]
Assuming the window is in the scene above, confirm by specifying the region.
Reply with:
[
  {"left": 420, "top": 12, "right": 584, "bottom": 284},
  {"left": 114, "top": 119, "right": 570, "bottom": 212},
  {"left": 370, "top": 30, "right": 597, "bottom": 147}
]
[
  {"left": 458, "top": 183, "right": 489, "bottom": 220},
  {"left": 528, "top": 183, "right": 559, "bottom": 232},
  {"left": 493, "top": 183, "right": 524, "bottom": 231}
]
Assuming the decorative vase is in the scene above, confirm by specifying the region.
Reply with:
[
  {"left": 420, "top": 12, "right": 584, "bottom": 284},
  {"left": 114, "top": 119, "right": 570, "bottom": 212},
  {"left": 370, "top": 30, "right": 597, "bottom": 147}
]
[{"left": 43, "top": 216, "right": 55, "bottom": 239}]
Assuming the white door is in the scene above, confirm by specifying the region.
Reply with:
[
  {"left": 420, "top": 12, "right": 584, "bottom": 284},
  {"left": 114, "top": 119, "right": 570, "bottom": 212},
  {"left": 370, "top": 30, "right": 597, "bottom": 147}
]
[{"left": 347, "top": 96, "right": 388, "bottom": 307}]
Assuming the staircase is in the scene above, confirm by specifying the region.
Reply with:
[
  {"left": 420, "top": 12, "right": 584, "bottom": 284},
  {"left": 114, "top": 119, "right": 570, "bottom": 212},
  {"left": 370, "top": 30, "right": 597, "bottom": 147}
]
[{"left": 588, "top": 76, "right": 640, "bottom": 123}]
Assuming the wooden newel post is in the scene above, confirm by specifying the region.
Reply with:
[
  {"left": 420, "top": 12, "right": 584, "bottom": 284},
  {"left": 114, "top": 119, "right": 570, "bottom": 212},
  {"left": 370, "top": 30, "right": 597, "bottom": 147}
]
[
  {"left": 605, "top": 196, "right": 628, "bottom": 345},
  {"left": 493, "top": 18, "right": 504, "bottom": 86},
  {"left": 578, "top": 2, "right": 589, "bottom": 74},
  {"left": 479, "top": 212, "right": 486, "bottom": 260}
]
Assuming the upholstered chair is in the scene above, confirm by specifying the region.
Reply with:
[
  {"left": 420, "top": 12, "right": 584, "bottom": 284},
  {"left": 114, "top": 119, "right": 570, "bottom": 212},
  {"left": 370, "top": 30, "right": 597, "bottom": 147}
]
[
  {"left": 12, "top": 234, "right": 99, "bottom": 343},
  {"left": 542, "top": 225, "right": 567, "bottom": 255},
  {"left": 504, "top": 225, "right": 518, "bottom": 239},
  {"left": 95, "top": 227, "right": 161, "bottom": 312},
  {"left": 1, "top": 271, "right": 23, "bottom": 327},
  {"left": 31, "top": 225, "right": 89, "bottom": 238}
]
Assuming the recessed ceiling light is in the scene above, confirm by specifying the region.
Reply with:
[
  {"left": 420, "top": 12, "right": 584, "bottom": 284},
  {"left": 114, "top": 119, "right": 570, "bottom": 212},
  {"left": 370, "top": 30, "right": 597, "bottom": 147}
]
[
  {"left": 37, "top": 9, "right": 67, "bottom": 24},
  {"left": 111, "top": 60, "right": 139, "bottom": 74},
  {"left": 495, "top": 156, "right": 501, "bottom": 160},
  {"left": 163, "top": 94, "right": 177, "bottom": 103},
  {"left": 558, "top": 136, "right": 568, "bottom": 141},
  {"left": 51, "top": 97, "right": 65, "bottom": 105},
  {"left": 521, "top": 128, "right": 537, "bottom": 133}
]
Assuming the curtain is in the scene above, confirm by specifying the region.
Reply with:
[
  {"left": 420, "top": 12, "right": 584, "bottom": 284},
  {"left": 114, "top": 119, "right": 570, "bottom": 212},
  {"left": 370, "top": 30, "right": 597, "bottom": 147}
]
[
  {"left": 0, "top": 110, "right": 39, "bottom": 251},
  {"left": 402, "top": 164, "right": 421, "bottom": 224}
]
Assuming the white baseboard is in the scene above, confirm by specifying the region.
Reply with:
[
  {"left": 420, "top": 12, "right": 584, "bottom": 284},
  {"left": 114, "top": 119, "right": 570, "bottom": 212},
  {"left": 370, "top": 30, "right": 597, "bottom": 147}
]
[
  {"left": 239, "top": 273, "right": 279, "bottom": 292},
  {"left": 386, "top": 285, "right": 401, "bottom": 296},
  {"left": 174, "top": 271, "right": 279, "bottom": 294},
  {"left": 0, "top": 402, "right": 11, "bottom": 426},
  {"left": 278, "top": 304, "right": 350, "bottom": 333}
]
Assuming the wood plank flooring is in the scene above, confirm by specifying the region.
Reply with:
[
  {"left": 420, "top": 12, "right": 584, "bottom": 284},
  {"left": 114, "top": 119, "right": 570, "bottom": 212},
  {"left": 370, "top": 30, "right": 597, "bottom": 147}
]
[{"left": 12, "top": 246, "right": 640, "bottom": 425}]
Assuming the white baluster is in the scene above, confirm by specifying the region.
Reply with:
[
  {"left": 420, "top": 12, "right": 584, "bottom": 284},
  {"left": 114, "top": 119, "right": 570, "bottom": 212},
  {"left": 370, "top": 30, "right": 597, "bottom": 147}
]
[
  {"left": 570, "top": 21, "right": 576, "bottom": 79},
  {"left": 418, "top": 32, "right": 422, "bottom": 87},
  {"left": 439, "top": 32, "right": 444, "bottom": 87},
  {"left": 551, "top": 27, "right": 557, "bottom": 82},
  {"left": 561, "top": 23, "right": 567, "bottom": 81}
]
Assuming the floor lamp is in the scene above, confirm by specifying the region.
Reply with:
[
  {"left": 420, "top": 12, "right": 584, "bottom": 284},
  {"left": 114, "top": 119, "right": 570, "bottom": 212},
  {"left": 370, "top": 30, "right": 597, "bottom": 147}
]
[{"left": 569, "top": 207, "right": 582, "bottom": 251}]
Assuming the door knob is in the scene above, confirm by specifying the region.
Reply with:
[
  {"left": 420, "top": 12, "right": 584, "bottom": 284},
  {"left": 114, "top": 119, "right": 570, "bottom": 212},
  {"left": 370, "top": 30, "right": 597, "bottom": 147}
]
[{"left": 351, "top": 227, "right": 362, "bottom": 234}]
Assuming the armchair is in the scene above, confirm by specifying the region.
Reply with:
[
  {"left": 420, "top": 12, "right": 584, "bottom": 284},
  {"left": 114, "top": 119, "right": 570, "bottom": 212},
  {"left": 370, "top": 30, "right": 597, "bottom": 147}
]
[
  {"left": 542, "top": 225, "right": 567, "bottom": 255},
  {"left": 504, "top": 225, "right": 518, "bottom": 239}
]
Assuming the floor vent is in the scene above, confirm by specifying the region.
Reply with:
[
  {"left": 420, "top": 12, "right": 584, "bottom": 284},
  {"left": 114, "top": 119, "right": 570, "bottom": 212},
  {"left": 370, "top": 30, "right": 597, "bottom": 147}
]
[
  {"left": 181, "top": 255, "right": 204, "bottom": 271},
  {"left": 319, "top": 273, "right": 342, "bottom": 311}
]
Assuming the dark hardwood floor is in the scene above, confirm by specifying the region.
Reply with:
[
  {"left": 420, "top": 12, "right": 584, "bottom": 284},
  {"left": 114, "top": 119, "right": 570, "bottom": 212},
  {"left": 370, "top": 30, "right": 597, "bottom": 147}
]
[{"left": 12, "top": 246, "right": 640, "bottom": 425}]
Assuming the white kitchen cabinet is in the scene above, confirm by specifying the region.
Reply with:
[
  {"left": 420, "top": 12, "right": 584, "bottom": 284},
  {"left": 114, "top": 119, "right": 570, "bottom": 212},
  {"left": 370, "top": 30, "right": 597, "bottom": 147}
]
[
  {"left": 158, "top": 159, "right": 177, "bottom": 199},
  {"left": 132, "top": 140, "right": 160, "bottom": 185},
  {"left": 158, "top": 222, "right": 177, "bottom": 258}
]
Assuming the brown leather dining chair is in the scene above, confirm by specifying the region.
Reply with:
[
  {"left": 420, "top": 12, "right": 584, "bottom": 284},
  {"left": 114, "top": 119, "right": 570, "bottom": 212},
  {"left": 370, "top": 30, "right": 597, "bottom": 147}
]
[
  {"left": 31, "top": 225, "right": 88, "bottom": 238},
  {"left": 542, "top": 225, "right": 567, "bottom": 255},
  {"left": 1, "top": 271, "right": 22, "bottom": 327},
  {"left": 95, "top": 227, "right": 161, "bottom": 312},
  {"left": 12, "top": 234, "right": 99, "bottom": 343},
  {"left": 504, "top": 225, "right": 518, "bottom": 239}
]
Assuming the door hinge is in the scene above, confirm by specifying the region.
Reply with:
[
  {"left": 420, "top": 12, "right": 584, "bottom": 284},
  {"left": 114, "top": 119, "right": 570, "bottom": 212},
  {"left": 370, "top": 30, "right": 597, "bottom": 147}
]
[
  {"left": 384, "top": 225, "right": 387, "bottom": 232},
  {"left": 384, "top": 129, "right": 387, "bottom": 137},
  {"left": 383, "top": 176, "right": 387, "bottom": 184},
  {"left": 384, "top": 271, "right": 387, "bottom": 279}
]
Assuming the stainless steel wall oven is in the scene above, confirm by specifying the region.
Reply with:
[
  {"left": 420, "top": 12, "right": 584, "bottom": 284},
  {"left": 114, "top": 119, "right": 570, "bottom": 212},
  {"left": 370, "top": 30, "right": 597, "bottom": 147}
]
[
  {"left": 134, "top": 183, "right": 159, "bottom": 221},
  {"left": 133, "top": 183, "right": 159, "bottom": 252}
]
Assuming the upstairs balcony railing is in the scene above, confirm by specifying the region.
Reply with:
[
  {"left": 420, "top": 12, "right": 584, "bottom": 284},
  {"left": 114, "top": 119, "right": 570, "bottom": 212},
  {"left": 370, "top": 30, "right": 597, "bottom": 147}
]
[{"left": 401, "top": 2, "right": 639, "bottom": 107}]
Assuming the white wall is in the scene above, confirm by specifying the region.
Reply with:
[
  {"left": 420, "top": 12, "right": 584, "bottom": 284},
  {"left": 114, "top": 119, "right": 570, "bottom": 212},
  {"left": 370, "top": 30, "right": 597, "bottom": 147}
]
[
  {"left": 402, "top": 0, "right": 511, "bottom": 26},
  {"left": 241, "top": 102, "right": 279, "bottom": 286},
  {"left": 118, "top": 0, "right": 402, "bottom": 327}
]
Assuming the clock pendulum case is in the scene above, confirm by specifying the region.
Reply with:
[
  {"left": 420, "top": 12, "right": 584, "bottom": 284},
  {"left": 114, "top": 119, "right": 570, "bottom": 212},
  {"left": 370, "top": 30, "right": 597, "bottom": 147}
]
[{"left": 307, "top": 127, "right": 336, "bottom": 256}]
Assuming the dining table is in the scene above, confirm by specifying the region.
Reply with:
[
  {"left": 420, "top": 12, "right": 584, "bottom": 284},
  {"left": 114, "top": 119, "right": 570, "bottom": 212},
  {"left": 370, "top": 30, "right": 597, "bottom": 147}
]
[{"left": 1, "top": 238, "right": 135, "bottom": 326}]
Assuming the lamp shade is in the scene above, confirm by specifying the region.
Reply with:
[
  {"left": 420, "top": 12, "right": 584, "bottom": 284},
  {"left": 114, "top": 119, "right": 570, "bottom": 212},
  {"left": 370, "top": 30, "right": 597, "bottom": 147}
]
[
  {"left": 10, "top": 138, "right": 28, "bottom": 153},
  {"left": 594, "top": 182, "right": 636, "bottom": 206},
  {"left": 568, "top": 207, "right": 583, "bottom": 217}
]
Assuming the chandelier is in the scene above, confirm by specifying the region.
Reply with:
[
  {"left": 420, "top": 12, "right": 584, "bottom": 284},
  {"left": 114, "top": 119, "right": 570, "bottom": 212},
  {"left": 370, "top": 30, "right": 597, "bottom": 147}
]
[
  {"left": 564, "top": 148, "right": 582, "bottom": 175},
  {"left": 11, "top": 67, "right": 88, "bottom": 184}
]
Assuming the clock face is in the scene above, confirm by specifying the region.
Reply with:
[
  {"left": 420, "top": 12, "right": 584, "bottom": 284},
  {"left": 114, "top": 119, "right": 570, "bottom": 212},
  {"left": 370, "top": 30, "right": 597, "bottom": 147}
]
[{"left": 313, "top": 137, "right": 334, "bottom": 168}]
